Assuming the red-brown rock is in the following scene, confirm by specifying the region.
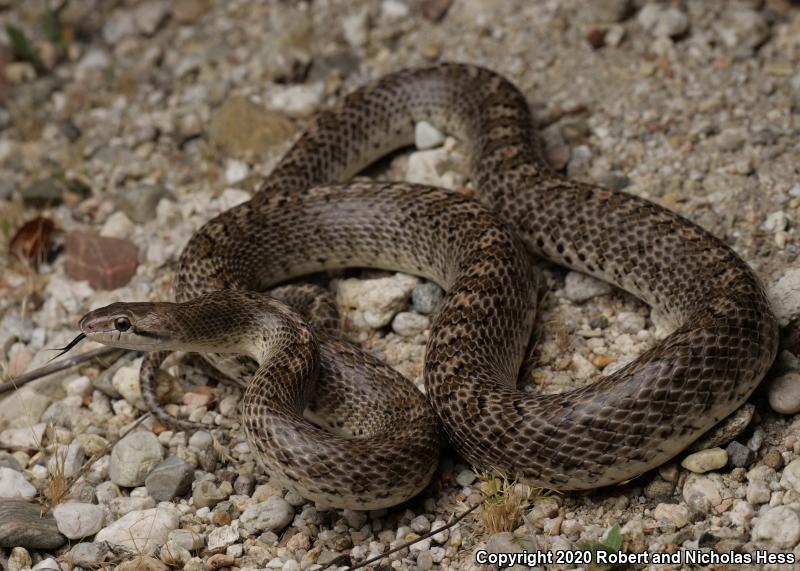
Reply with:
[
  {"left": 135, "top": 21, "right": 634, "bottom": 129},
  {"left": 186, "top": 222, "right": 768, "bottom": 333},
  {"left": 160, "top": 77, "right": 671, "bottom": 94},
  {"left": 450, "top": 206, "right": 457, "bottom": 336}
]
[{"left": 65, "top": 231, "right": 139, "bottom": 290}]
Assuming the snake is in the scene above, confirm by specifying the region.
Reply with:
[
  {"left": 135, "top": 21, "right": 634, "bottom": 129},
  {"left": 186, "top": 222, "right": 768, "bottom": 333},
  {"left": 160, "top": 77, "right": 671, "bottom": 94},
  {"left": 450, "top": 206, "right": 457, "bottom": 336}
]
[{"left": 77, "top": 63, "right": 779, "bottom": 509}]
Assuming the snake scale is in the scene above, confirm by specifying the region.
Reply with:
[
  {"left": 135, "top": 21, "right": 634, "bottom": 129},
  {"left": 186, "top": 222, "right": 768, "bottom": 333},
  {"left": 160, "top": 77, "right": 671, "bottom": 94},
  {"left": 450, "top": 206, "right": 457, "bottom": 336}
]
[{"left": 79, "top": 63, "right": 779, "bottom": 509}]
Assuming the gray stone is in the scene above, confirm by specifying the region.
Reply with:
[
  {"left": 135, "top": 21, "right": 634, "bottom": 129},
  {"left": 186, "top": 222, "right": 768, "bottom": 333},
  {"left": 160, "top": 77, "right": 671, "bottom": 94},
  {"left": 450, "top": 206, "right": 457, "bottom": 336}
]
[
  {"left": 586, "top": 0, "right": 631, "bottom": 22},
  {"left": 716, "top": 128, "right": 747, "bottom": 152},
  {"left": 48, "top": 441, "right": 86, "bottom": 479},
  {"left": 726, "top": 441, "right": 756, "bottom": 468},
  {"left": 240, "top": 496, "right": 294, "bottom": 533},
  {"left": 410, "top": 515, "right": 431, "bottom": 534},
  {"left": 53, "top": 502, "right": 105, "bottom": 539},
  {"left": 145, "top": 457, "right": 195, "bottom": 501},
  {"left": 21, "top": 178, "right": 63, "bottom": 206},
  {"left": 342, "top": 509, "right": 368, "bottom": 530},
  {"left": 416, "top": 550, "right": 433, "bottom": 571},
  {"left": 133, "top": 0, "right": 170, "bottom": 35},
  {"left": 411, "top": 282, "right": 444, "bottom": 315},
  {"left": 392, "top": 312, "right": 430, "bottom": 337},
  {"left": 167, "top": 528, "right": 204, "bottom": 551},
  {"left": 188, "top": 430, "right": 213, "bottom": 451},
  {"left": 32, "top": 557, "right": 59, "bottom": 570},
  {"left": 160, "top": 539, "right": 191, "bottom": 566},
  {"left": 108, "top": 495, "right": 156, "bottom": 518},
  {"left": 596, "top": 170, "right": 630, "bottom": 190},
  {"left": 715, "top": 9, "right": 770, "bottom": 56},
  {"left": 192, "top": 480, "right": 227, "bottom": 509},
  {"left": 102, "top": 9, "right": 137, "bottom": 43},
  {"left": 456, "top": 469, "right": 476, "bottom": 487},
  {"left": 70, "top": 542, "right": 112, "bottom": 568},
  {"left": 0, "top": 451, "right": 22, "bottom": 471},
  {"left": 0, "top": 499, "right": 66, "bottom": 550},
  {"left": 566, "top": 145, "right": 593, "bottom": 177},
  {"left": 233, "top": 473, "right": 256, "bottom": 496},
  {"left": 109, "top": 431, "right": 163, "bottom": 487},
  {"left": 117, "top": 185, "right": 172, "bottom": 224}
]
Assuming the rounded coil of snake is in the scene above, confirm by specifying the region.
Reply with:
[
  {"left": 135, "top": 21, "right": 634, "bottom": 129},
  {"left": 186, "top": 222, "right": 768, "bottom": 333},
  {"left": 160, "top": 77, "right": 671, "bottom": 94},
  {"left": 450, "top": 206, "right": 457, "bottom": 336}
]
[{"left": 77, "top": 63, "right": 779, "bottom": 510}]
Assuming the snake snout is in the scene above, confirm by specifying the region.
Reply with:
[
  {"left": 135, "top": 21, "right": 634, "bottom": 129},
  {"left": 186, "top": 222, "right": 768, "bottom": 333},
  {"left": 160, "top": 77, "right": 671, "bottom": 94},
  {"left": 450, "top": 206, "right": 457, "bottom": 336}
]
[{"left": 78, "top": 302, "right": 166, "bottom": 350}]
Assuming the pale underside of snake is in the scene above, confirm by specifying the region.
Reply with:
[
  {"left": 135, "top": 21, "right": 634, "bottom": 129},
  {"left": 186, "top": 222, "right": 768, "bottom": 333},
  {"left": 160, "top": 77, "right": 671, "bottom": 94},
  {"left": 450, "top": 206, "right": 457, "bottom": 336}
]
[{"left": 78, "top": 63, "right": 779, "bottom": 510}]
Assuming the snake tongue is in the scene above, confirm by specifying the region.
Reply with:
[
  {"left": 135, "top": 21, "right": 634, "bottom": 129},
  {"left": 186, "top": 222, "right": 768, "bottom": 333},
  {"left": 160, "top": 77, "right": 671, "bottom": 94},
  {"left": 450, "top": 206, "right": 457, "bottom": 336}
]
[{"left": 47, "top": 332, "right": 86, "bottom": 362}]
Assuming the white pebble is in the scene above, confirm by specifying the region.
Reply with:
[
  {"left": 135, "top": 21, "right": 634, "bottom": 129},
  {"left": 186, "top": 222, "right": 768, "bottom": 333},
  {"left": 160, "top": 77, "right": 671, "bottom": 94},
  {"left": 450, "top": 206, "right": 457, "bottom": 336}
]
[
  {"left": 456, "top": 469, "right": 476, "bottom": 487},
  {"left": 95, "top": 506, "right": 179, "bottom": 552},
  {"left": 768, "top": 372, "right": 800, "bottom": 414},
  {"left": 406, "top": 148, "right": 458, "bottom": 189},
  {"left": 653, "top": 503, "right": 689, "bottom": 528},
  {"left": 767, "top": 268, "right": 800, "bottom": 326},
  {"left": 752, "top": 506, "right": 800, "bottom": 548},
  {"left": 415, "top": 121, "right": 445, "bottom": 150},
  {"left": 682, "top": 474, "right": 723, "bottom": 513},
  {"left": 564, "top": 271, "right": 612, "bottom": 302},
  {"left": 615, "top": 311, "right": 646, "bottom": 334},
  {"left": 780, "top": 458, "right": 800, "bottom": 493},
  {"left": 224, "top": 159, "right": 250, "bottom": 185},
  {"left": 100, "top": 210, "right": 135, "bottom": 239},
  {"left": 111, "top": 365, "right": 144, "bottom": 409},
  {"left": 0, "top": 466, "right": 36, "bottom": 498},
  {"left": 268, "top": 83, "right": 325, "bottom": 118},
  {"left": 382, "top": 0, "right": 409, "bottom": 18},
  {"left": 336, "top": 273, "right": 418, "bottom": 330},
  {"left": 207, "top": 524, "right": 240, "bottom": 551},
  {"left": 54, "top": 502, "right": 105, "bottom": 539},
  {"left": 681, "top": 448, "right": 728, "bottom": 474}
]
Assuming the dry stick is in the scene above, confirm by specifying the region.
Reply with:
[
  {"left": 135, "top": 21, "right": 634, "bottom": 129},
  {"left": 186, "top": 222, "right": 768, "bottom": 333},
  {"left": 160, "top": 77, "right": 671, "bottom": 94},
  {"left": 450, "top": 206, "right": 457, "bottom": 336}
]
[
  {"left": 318, "top": 501, "right": 480, "bottom": 571},
  {"left": 0, "top": 346, "right": 130, "bottom": 394}
]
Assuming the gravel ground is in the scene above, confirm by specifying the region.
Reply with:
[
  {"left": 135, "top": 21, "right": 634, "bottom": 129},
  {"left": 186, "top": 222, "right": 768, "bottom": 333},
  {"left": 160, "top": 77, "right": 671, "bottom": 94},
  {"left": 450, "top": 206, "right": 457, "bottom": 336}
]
[{"left": 0, "top": 1, "right": 799, "bottom": 570}]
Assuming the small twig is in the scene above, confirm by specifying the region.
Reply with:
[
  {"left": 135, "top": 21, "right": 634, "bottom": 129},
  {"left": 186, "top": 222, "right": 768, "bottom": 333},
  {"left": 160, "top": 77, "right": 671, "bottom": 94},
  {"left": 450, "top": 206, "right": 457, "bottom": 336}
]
[
  {"left": 0, "top": 346, "right": 130, "bottom": 394},
  {"left": 318, "top": 501, "right": 480, "bottom": 571}
]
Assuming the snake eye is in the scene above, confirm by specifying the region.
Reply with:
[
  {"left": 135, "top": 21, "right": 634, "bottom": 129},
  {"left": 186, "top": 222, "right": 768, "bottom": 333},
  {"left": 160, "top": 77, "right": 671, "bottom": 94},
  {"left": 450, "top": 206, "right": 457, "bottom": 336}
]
[{"left": 115, "top": 317, "right": 131, "bottom": 332}]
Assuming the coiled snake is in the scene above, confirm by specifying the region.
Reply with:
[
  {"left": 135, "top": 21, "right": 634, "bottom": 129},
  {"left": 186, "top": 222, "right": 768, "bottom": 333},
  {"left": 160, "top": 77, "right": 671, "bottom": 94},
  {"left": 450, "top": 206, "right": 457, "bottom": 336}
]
[{"left": 78, "top": 64, "right": 778, "bottom": 509}]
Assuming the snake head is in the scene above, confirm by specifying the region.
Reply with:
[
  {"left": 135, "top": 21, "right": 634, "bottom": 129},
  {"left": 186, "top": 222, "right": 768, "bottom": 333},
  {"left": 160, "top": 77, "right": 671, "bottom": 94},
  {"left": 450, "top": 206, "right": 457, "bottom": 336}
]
[{"left": 79, "top": 302, "right": 172, "bottom": 351}]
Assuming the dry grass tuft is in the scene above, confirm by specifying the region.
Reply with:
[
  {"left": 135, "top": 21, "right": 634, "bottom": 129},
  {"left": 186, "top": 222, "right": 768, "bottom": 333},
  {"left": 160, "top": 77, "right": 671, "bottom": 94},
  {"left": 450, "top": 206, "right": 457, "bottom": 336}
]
[
  {"left": 478, "top": 472, "right": 559, "bottom": 535},
  {"left": 42, "top": 442, "right": 69, "bottom": 506},
  {"left": 478, "top": 471, "right": 525, "bottom": 534}
]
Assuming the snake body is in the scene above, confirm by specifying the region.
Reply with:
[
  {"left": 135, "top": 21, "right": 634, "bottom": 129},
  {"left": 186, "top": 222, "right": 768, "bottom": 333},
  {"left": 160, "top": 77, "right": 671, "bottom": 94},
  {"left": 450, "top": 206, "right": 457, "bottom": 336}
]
[{"left": 80, "top": 64, "right": 778, "bottom": 508}]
